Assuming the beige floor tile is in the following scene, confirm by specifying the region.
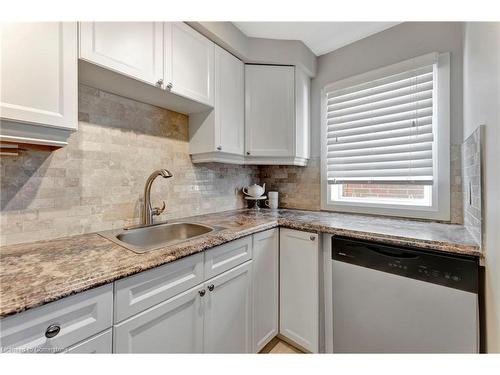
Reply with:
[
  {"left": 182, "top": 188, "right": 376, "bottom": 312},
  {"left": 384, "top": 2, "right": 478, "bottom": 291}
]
[{"left": 259, "top": 338, "right": 304, "bottom": 354}]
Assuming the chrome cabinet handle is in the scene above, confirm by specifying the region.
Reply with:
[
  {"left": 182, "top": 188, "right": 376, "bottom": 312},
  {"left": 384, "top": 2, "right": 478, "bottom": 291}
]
[
  {"left": 310, "top": 235, "right": 316, "bottom": 241},
  {"left": 45, "top": 324, "right": 61, "bottom": 338},
  {"left": 156, "top": 79, "right": 164, "bottom": 87},
  {"left": 198, "top": 289, "right": 206, "bottom": 297},
  {"left": 166, "top": 82, "right": 173, "bottom": 90},
  {"left": 208, "top": 284, "right": 215, "bottom": 292},
  {"left": 216, "top": 146, "right": 222, "bottom": 151}
]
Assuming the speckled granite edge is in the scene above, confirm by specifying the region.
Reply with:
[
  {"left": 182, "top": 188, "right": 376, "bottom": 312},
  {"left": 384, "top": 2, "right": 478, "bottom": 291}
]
[
  {"left": 2, "top": 225, "right": 282, "bottom": 318},
  {"left": 277, "top": 219, "right": 482, "bottom": 257},
  {"left": 0, "top": 209, "right": 480, "bottom": 318}
]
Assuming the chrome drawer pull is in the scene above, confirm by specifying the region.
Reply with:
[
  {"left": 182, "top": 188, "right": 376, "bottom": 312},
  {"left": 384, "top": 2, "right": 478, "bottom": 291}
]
[{"left": 45, "top": 324, "right": 61, "bottom": 338}]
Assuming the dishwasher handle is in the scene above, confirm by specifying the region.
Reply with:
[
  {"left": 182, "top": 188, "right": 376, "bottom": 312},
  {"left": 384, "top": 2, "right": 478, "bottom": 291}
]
[{"left": 367, "top": 245, "right": 420, "bottom": 259}]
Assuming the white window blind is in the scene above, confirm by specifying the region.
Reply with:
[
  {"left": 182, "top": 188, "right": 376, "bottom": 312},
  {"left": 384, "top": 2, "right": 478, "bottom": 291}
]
[{"left": 325, "top": 57, "right": 437, "bottom": 185}]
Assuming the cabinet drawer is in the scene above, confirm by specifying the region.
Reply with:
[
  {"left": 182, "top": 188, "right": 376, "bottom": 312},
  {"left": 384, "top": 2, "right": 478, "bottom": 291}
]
[
  {"left": 65, "top": 329, "right": 112, "bottom": 353},
  {"left": 114, "top": 253, "right": 204, "bottom": 322},
  {"left": 0, "top": 284, "right": 113, "bottom": 353},
  {"left": 204, "top": 236, "right": 252, "bottom": 279}
]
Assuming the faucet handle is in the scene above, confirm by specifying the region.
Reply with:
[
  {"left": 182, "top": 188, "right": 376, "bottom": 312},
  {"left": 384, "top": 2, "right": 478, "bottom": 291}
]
[{"left": 152, "top": 201, "right": 166, "bottom": 216}]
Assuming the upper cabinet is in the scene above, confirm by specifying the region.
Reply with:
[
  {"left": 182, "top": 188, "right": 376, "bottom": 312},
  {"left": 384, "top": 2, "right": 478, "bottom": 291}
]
[
  {"left": 245, "top": 65, "right": 295, "bottom": 158},
  {"left": 0, "top": 22, "right": 78, "bottom": 147},
  {"left": 79, "top": 22, "right": 164, "bottom": 87},
  {"left": 78, "top": 22, "right": 214, "bottom": 114},
  {"left": 165, "top": 23, "right": 215, "bottom": 107},
  {"left": 245, "top": 65, "right": 310, "bottom": 166},
  {"left": 0, "top": 22, "right": 311, "bottom": 159},
  {"left": 189, "top": 46, "right": 245, "bottom": 164},
  {"left": 190, "top": 62, "right": 311, "bottom": 166}
]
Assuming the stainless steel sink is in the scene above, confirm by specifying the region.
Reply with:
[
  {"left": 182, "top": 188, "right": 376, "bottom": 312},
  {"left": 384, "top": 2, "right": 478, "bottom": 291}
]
[{"left": 99, "top": 222, "right": 223, "bottom": 253}]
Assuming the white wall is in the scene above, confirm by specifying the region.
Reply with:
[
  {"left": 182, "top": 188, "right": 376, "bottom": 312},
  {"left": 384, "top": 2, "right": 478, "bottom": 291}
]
[
  {"left": 311, "top": 22, "right": 464, "bottom": 158},
  {"left": 188, "top": 22, "right": 317, "bottom": 76},
  {"left": 463, "top": 22, "right": 500, "bottom": 353}
]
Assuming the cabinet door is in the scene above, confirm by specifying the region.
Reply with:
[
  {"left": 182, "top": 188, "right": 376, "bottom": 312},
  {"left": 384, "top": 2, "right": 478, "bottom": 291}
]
[
  {"left": 79, "top": 22, "right": 163, "bottom": 86},
  {"left": 253, "top": 229, "right": 279, "bottom": 352},
  {"left": 0, "top": 22, "right": 77, "bottom": 130},
  {"left": 165, "top": 22, "right": 214, "bottom": 106},
  {"left": 65, "top": 329, "right": 112, "bottom": 354},
  {"left": 279, "top": 228, "right": 319, "bottom": 352},
  {"left": 204, "top": 261, "right": 253, "bottom": 353},
  {"left": 114, "top": 285, "right": 204, "bottom": 353},
  {"left": 215, "top": 45, "right": 244, "bottom": 155},
  {"left": 245, "top": 65, "right": 295, "bottom": 157}
]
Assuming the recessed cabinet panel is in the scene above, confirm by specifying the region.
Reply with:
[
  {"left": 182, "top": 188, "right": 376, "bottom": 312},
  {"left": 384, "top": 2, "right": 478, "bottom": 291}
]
[
  {"left": 166, "top": 23, "right": 214, "bottom": 106},
  {"left": 79, "top": 22, "right": 163, "bottom": 86},
  {"left": 216, "top": 46, "right": 244, "bottom": 155},
  {"left": 113, "top": 286, "right": 204, "bottom": 353},
  {"left": 0, "top": 22, "right": 77, "bottom": 138},
  {"left": 189, "top": 45, "right": 244, "bottom": 163},
  {"left": 204, "top": 261, "right": 253, "bottom": 353},
  {"left": 245, "top": 65, "right": 295, "bottom": 157},
  {"left": 280, "top": 228, "right": 319, "bottom": 352},
  {"left": 252, "top": 228, "right": 279, "bottom": 352}
]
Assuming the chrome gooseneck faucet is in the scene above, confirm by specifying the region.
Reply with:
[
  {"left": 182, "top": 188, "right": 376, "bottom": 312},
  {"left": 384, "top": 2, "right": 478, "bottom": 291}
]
[{"left": 141, "top": 169, "right": 173, "bottom": 226}]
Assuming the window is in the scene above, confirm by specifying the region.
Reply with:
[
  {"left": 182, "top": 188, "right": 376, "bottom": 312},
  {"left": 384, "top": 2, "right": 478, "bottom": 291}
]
[{"left": 321, "top": 53, "right": 450, "bottom": 220}]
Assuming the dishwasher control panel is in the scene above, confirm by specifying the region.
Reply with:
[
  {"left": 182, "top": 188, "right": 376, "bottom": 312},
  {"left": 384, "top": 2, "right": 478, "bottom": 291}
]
[{"left": 332, "top": 236, "right": 479, "bottom": 293}]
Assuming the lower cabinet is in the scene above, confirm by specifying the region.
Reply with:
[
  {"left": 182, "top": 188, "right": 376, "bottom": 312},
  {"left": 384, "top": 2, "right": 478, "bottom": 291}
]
[
  {"left": 114, "top": 285, "right": 204, "bottom": 353},
  {"left": 1, "top": 230, "right": 281, "bottom": 354},
  {"left": 252, "top": 228, "right": 279, "bottom": 352},
  {"left": 279, "top": 228, "right": 319, "bottom": 352},
  {"left": 204, "top": 261, "right": 253, "bottom": 353},
  {"left": 114, "top": 260, "right": 253, "bottom": 353}
]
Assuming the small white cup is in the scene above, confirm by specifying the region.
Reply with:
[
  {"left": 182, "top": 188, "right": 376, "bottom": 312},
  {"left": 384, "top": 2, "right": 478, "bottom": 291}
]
[
  {"left": 266, "top": 198, "right": 279, "bottom": 210},
  {"left": 268, "top": 191, "right": 279, "bottom": 199}
]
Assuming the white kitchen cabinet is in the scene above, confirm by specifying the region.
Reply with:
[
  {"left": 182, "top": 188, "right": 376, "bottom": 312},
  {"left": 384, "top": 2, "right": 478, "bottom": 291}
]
[
  {"left": 113, "top": 285, "right": 204, "bottom": 353},
  {"left": 204, "top": 261, "right": 253, "bottom": 353},
  {"left": 252, "top": 228, "right": 279, "bottom": 352},
  {"left": 0, "top": 22, "right": 78, "bottom": 147},
  {"left": 79, "top": 22, "right": 164, "bottom": 86},
  {"left": 279, "top": 228, "right": 319, "bottom": 352},
  {"left": 65, "top": 329, "right": 112, "bottom": 354},
  {"left": 245, "top": 65, "right": 310, "bottom": 166},
  {"left": 165, "top": 22, "right": 215, "bottom": 106},
  {"left": 112, "top": 236, "right": 254, "bottom": 353},
  {"left": 190, "top": 45, "right": 245, "bottom": 164},
  {"left": 0, "top": 284, "right": 113, "bottom": 353},
  {"left": 78, "top": 22, "right": 213, "bottom": 115}
]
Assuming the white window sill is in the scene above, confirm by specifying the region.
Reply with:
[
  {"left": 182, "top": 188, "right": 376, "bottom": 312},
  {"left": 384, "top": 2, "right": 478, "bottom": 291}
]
[{"left": 321, "top": 200, "right": 450, "bottom": 221}]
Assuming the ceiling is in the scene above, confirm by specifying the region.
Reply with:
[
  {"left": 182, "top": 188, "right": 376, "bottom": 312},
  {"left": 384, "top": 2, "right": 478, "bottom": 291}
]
[{"left": 233, "top": 22, "right": 400, "bottom": 56}]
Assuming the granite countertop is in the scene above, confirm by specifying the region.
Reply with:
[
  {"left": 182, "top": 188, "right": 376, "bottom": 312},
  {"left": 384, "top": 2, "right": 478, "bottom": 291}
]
[{"left": 0, "top": 209, "right": 480, "bottom": 318}]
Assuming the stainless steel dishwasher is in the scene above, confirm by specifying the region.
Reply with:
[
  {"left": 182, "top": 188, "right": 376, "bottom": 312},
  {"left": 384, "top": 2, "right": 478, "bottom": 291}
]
[{"left": 331, "top": 236, "right": 479, "bottom": 353}]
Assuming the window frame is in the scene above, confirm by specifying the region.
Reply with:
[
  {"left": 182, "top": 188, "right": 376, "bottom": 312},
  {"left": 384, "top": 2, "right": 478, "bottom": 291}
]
[{"left": 320, "top": 52, "right": 451, "bottom": 220}]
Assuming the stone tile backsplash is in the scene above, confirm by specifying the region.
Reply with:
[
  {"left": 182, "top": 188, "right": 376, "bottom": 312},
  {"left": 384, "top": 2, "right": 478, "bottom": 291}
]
[
  {"left": 259, "top": 157, "right": 321, "bottom": 211},
  {"left": 0, "top": 85, "right": 259, "bottom": 246},
  {"left": 461, "top": 126, "right": 484, "bottom": 244},
  {"left": 0, "top": 85, "right": 471, "bottom": 246}
]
